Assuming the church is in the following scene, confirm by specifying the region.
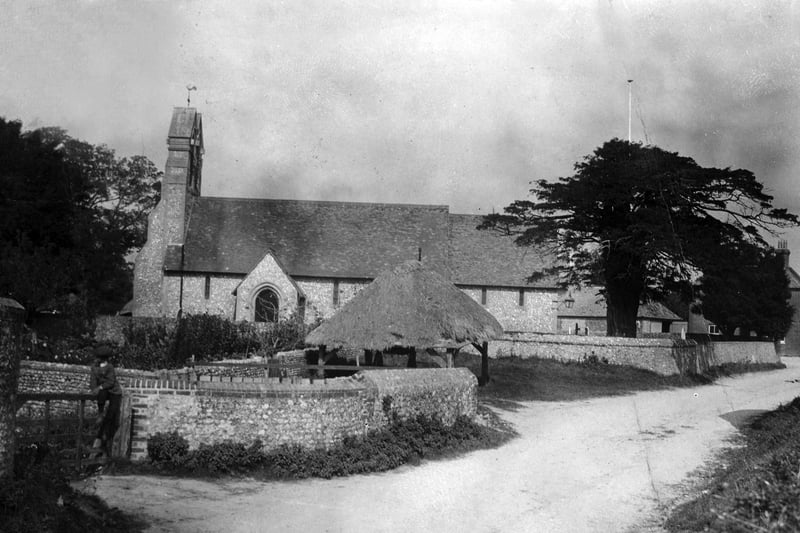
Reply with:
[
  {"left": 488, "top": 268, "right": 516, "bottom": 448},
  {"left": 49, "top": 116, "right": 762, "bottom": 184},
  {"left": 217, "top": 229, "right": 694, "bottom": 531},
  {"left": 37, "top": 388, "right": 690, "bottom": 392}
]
[{"left": 132, "top": 107, "right": 564, "bottom": 333}]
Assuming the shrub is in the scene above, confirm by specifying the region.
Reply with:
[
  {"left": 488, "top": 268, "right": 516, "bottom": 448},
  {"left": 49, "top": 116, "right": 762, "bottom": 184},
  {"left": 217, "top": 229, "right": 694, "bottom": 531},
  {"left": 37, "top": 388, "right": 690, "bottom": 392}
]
[
  {"left": 141, "top": 415, "right": 512, "bottom": 480},
  {"left": 147, "top": 431, "right": 189, "bottom": 464},
  {"left": 181, "top": 440, "right": 265, "bottom": 474}
]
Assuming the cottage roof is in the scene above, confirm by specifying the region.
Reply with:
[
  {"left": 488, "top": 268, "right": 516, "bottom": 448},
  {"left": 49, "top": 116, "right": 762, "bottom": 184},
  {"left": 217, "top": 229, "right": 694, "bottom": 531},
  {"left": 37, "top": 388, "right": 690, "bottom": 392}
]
[
  {"left": 165, "top": 197, "right": 557, "bottom": 287},
  {"left": 305, "top": 260, "right": 504, "bottom": 350},
  {"left": 558, "top": 288, "right": 683, "bottom": 321}
]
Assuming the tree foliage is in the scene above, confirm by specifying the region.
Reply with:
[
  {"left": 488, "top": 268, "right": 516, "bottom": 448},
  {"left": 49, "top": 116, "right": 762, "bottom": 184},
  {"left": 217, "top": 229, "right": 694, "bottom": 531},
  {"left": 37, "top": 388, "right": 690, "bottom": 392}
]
[
  {"left": 695, "top": 245, "right": 793, "bottom": 339},
  {"left": 481, "top": 139, "right": 797, "bottom": 337},
  {"left": 0, "top": 117, "right": 161, "bottom": 317}
]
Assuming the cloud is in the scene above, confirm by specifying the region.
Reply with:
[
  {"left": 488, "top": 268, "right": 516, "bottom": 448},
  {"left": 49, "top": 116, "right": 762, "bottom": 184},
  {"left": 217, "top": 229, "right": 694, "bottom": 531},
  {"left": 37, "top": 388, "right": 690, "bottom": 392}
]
[{"left": 3, "top": 0, "right": 800, "bottom": 261}]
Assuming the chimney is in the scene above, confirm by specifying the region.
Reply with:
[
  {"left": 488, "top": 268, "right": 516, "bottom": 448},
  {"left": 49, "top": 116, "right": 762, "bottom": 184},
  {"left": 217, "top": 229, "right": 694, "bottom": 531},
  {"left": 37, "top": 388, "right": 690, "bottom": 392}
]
[
  {"left": 163, "top": 107, "right": 203, "bottom": 245},
  {"left": 777, "top": 239, "right": 790, "bottom": 271}
]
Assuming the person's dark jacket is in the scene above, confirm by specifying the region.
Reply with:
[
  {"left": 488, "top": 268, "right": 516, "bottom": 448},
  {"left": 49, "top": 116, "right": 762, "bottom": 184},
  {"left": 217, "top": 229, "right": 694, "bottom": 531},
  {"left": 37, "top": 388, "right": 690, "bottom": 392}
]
[{"left": 90, "top": 362, "right": 123, "bottom": 395}]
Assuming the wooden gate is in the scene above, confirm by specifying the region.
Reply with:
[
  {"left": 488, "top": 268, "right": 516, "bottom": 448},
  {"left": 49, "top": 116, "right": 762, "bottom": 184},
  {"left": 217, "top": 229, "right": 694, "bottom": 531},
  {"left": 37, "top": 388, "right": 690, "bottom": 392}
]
[{"left": 15, "top": 392, "right": 132, "bottom": 473}]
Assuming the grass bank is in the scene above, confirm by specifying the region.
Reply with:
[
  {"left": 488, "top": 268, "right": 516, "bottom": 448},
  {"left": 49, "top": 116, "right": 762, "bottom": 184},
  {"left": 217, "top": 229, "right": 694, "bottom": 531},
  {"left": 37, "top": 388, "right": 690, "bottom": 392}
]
[
  {"left": 666, "top": 396, "right": 800, "bottom": 532},
  {"left": 0, "top": 445, "right": 146, "bottom": 533},
  {"left": 456, "top": 354, "right": 784, "bottom": 404}
]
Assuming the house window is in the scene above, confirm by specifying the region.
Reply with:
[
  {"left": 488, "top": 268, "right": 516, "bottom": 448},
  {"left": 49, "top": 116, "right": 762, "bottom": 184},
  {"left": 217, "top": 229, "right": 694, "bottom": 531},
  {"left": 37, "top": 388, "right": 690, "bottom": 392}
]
[
  {"left": 254, "top": 288, "right": 279, "bottom": 323},
  {"left": 333, "top": 280, "right": 340, "bottom": 307},
  {"left": 708, "top": 324, "right": 720, "bottom": 335},
  {"left": 518, "top": 289, "right": 525, "bottom": 307},
  {"left": 204, "top": 275, "right": 211, "bottom": 300},
  {"left": 481, "top": 287, "right": 487, "bottom": 305}
]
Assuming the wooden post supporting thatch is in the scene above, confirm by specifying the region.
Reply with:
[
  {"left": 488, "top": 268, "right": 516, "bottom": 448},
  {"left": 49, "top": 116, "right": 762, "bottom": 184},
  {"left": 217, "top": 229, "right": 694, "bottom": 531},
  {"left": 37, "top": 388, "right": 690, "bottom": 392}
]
[
  {"left": 317, "top": 345, "right": 326, "bottom": 379},
  {"left": 407, "top": 347, "right": 417, "bottom": 368},
  {"left": 445, "top": 348, "right": 457, "bottom": 368},
  {"left": 472, "top": 341, "right": 489, "bottom": 386}
]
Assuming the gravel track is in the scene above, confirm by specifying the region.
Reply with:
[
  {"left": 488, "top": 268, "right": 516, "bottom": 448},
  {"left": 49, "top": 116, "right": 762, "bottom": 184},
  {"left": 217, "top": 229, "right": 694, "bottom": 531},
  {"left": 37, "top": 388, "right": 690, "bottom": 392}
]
[{"left": 81, "top": 358, "right": 800, "bottom": 532}]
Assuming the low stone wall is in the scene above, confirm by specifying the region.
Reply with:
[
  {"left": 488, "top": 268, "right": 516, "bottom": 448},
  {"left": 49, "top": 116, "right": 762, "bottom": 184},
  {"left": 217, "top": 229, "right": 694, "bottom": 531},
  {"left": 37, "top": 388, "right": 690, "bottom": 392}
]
[
  {"left": 19, "top": 360, "right": 157, "bottom": 394},
  {"left": 481, "top": 334, "right": 781, "bottom": 376},
  {"left": 359, "top": 368, "right": 478, "bottom": 427},
  {"left": 700, "top": 341, "right": 780, "bottom": 366},
  {"left": 17, "top": 360, "right": 157, "bottom": 418},
  {"left": 128, "top": 377, "right": 374, "bottom": 460},
  {"left": 125, "top": 368, "right": 476, "bottom": 461},
  {"left": 487, "top": 334, "right": 689, "bottom": 376}
]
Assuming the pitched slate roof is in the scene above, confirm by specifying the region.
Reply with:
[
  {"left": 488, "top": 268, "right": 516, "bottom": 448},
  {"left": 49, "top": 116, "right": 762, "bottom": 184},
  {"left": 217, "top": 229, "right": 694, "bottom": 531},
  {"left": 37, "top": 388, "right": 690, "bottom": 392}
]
[
  {"left": 165, "top": 198, "right": 559, "bottom": 287},
  {"left": 788, "top": 267, "right": 800, "bottom": 290},
  {"left": 169, "top": 197, "right": 451, "bottom": 279},
  {"left": 558, "top": 288, "right": 683, "bottom": 321},
  {"left": 169, "top": 107, "right": 200, "bottom": 139},
  {"left": 448, "top": 214, "right": 559, "bottom": 288}
]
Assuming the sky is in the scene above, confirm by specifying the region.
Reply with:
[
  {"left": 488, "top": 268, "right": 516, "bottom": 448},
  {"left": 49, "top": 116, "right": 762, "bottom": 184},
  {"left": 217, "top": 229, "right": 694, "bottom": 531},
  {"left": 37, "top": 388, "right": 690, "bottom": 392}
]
[{"left": 2, "top": 0, "right": 800, "bottom": 265}]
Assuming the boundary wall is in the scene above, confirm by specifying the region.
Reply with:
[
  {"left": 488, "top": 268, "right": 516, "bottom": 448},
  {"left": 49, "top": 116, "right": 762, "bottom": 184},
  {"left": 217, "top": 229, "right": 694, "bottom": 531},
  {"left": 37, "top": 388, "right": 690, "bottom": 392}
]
[
  {"left": 18, "top": 362, "right": 477, "bottom": 461},
  {"left": 484, "top": 334, "right": 779, "bottom": 376}
]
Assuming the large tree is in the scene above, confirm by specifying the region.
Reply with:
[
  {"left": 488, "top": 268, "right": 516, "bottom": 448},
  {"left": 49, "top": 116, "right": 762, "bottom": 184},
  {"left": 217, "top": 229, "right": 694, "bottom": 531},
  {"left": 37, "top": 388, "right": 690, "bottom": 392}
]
[
  {"left": 695, "top": 243, "right": 793, "bottom": 340},
  {"left": 481, "top": 139, "right": 797, "bottom": 337},
  {"left": 0, "top": 118, "right": 161, "bottom": 317}
]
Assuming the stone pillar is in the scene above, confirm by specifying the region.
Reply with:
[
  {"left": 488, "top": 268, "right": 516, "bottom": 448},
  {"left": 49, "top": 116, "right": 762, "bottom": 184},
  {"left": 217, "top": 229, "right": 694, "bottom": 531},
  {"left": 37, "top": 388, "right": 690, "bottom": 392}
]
[{"left": 0, "top": 315, "right": 22, "bottom": 479}]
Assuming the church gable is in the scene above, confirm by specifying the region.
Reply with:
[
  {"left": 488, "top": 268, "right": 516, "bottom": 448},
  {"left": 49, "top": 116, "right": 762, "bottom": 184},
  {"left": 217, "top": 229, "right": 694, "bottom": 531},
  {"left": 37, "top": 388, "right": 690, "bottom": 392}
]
[{"left": 233, "top": 251, "right": 302, "bottom": 322}]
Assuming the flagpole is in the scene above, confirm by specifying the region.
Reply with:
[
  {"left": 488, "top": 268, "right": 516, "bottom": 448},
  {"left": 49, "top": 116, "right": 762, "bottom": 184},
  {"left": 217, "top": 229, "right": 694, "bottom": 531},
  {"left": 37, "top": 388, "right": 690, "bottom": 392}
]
[{"left": 627, "top": 79, "right": 633, "bottom": 142}]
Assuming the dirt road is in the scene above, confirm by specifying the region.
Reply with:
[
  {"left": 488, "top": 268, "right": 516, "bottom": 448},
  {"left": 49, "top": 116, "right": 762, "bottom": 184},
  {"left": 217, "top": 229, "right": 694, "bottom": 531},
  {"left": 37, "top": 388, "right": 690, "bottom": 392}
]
[{"left": 82, "top": 359, "right": 800, "bottom": 532}]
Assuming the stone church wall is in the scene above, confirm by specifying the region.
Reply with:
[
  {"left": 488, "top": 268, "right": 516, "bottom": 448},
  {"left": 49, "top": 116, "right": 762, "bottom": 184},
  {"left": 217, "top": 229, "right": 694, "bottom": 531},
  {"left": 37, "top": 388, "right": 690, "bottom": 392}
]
[
  {"left": 165, "top": 274, "right": 241, "bottom": 318},
  {"left": 132, "top": 202, "right": 168, "bottom": 317},
  {"left": 152, "top": 272, "right": 562, "bottom": 336},
  {"left": 460, "top": 287, "right": 559, "bottom": 333},
  {"left": 295, "top": 278, "right": 371, "bottom": 322}
]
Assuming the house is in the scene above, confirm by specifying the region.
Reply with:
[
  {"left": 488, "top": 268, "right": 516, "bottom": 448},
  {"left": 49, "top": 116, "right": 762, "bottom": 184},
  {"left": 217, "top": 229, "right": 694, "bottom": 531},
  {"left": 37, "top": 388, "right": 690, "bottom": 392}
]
[
  {"left": 132, "top": 107, "right": 562, "bottom": 333},
  {"left": 556, "top": 288, "right": 687, "bottom": 336},
  {"left": 773, "top": 244, "right": 800, "bottom": 356}
]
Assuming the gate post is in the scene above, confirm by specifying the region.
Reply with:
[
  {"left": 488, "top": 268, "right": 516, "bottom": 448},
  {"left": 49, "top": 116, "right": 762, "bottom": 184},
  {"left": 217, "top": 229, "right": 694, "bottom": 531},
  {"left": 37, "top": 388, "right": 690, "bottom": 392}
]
[{"left": 0, "top": 313, "right": 22, "bottom": 480}]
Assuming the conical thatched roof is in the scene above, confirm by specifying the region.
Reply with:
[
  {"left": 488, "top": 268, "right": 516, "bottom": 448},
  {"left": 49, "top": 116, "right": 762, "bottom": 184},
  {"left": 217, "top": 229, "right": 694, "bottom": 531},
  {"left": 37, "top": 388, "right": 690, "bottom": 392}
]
[{"left": 305, "top": 260, "right": 504, "bottom": 350}]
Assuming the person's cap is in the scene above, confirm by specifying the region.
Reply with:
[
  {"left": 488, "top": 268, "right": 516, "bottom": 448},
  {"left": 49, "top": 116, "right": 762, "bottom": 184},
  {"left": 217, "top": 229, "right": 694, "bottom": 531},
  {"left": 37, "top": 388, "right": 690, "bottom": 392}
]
[{"left": 93, "top": 345, "right": 113, "bottom": 359}]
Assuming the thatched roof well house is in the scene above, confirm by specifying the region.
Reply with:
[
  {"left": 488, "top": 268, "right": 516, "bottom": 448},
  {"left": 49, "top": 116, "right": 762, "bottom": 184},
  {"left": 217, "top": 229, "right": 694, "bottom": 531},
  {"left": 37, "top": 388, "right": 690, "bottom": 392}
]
[{"left": 305, "top": 260, "right": 503, "bottom": 351}]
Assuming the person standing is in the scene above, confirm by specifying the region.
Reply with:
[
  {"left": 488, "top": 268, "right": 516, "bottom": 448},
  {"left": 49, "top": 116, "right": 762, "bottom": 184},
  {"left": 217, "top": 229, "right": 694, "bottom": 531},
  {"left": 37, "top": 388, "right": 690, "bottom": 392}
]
[{"left": 89, "top": 344, "right": 123, "bottom": 456}]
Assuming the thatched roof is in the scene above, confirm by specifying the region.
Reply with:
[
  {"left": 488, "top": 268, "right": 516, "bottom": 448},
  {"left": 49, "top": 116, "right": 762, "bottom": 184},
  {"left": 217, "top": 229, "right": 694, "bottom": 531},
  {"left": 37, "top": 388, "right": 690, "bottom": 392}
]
[{"left": 305, "top": 260, "right": 504, "bottom": 350}]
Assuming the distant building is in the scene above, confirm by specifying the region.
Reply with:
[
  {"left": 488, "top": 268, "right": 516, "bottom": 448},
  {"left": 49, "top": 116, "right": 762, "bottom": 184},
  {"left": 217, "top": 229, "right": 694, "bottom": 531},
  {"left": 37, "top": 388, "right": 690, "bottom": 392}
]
[
  {"left": 556, "top": 288, "right": 687, "bottom": 337},
  {"left": 777, "top": 244, "right": 800, "bottom": 356},
  {"left": 132, "top": 107, "right": 563, "bottom": 333}
]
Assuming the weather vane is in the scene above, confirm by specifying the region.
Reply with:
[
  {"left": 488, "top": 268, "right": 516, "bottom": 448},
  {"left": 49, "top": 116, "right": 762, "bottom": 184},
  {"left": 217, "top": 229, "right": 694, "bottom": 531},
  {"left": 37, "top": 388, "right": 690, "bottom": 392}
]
[{"left": 186, "top": 84, "right": 197, "bottom": 106}]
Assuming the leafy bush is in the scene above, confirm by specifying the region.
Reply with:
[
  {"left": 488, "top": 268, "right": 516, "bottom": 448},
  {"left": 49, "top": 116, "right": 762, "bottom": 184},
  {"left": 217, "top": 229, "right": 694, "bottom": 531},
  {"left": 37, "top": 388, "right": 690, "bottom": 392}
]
[
  {"left": 147, "top": 431, "right": 189, "bottom": 463},
  {"left": 169, "top": 314, "right": 258, "bottom": 364},
  {"left": 181, "top": 440, "right": 266, "bottom": 474},
  {"left": 114, "top": 314, "right": 315, "bottom": 369}
]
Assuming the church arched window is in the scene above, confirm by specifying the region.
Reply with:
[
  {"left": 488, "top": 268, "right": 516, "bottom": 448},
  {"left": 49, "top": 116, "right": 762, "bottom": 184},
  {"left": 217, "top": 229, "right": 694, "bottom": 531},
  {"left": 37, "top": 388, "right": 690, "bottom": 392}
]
[{"left": 254, "top": 288, "right": 279, "bottom": 323}]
